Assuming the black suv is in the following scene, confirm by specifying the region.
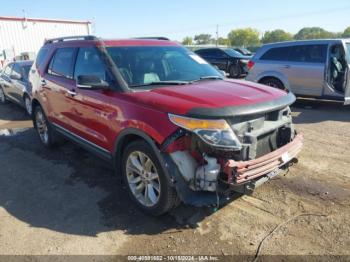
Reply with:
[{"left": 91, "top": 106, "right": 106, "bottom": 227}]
[{"left": 195, "top": 47, "right": 252, "bottom": 78}]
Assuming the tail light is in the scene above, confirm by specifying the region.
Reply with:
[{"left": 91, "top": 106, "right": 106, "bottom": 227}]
[{"left": 247, "top": 60, "right": 255, "bottom": 70}]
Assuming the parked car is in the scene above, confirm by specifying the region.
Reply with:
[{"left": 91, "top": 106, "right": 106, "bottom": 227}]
[
  {"left": 234, "top": 47, "right": 253, "bottom": 56},
  {"left": 29, "top": 36, "right": 302, "bottom": 215},
  {"left": 246, "top": 39, "right": 350, "bottom": 104},
  {"left": 195, "top": 47, "right": 252, "bottom": 78},
  {"left": 0, "top": 60, "right": 34, "bottom": 114}
]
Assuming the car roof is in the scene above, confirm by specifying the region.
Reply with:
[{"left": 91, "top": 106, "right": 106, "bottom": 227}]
[
  {"left": 262, "top": 38, "right": 349, "bottom": 48},
  {"left": 45, "top": 38, "right": 180, "bottom": 48}
]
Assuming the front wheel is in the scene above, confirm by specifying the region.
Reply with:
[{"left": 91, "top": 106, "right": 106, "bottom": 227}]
[
  {"left": 121, "top": 140, "right": 178, "bottom": 216},
  {"left": 260, "top": 78, "right": 286, "bottom": 91}
]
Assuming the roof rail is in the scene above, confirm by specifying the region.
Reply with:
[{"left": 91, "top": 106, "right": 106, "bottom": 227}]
[
  {"left": 44, "top": 35, "right": 98, "bottom": 44},
  {"left": 133, "top": 37, "right": 170, "bottom": 41}
]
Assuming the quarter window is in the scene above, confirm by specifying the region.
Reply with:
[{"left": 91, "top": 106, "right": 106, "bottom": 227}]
[
  {"left": 260, "top": 47, "right": 291, "bottom": 61},
  {"left": 48, "top": 48, "right": 76, "bottom": 78},
  {"left": 36, "top": 47, "right": 49, "bottom": 68}
]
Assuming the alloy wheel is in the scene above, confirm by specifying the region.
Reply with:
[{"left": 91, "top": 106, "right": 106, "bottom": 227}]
[
  {"left": 25, "top": 96, "right": 32, "bottom": 115},
  {"left": 125, "top": 151, "right": 161, "bottom": 207},
  {"left": 35, "top": 110, "right": 49, "bottom": 144}
]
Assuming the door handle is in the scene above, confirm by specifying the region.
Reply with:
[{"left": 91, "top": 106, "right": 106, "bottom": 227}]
[
  {"left": 41, "top": 79, "right": 47, "bottom": 86},
  {"left": 67, "top": 90, "right": 77, "bottom": 97}
]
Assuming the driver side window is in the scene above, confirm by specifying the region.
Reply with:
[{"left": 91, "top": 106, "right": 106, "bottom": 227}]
[{"left": 74, "top": 47, "right": 109, "bottom": 82}]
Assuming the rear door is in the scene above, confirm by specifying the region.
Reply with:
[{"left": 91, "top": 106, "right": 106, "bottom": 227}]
[
  {"left": 285, "top": 44, "right": 327, "bottom": 96},
  {"left": 43, "top": 47, "right": 77, "bottom": 128},
  {"left": 205, "top": 49, "right": 228, "bottom": 70}
]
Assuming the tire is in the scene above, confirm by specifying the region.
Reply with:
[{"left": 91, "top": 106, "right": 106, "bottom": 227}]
[
  {"left": 33, "top": 105, "right": 59, "bottom": 148},
  {"left": 259, "top": 77, "right": 286, "bottom": 90},
  {"left": 121, "top": 140, "right": 178, "bottom": 216},
  {"left": 0, "top": 86, "right": 7, "bottom": 104},
  {"left": 24, "top": 94, "right": 32, "bottom": 116},
  {"left": 229, "top": 64, "right": 241, "bottom": 78}
]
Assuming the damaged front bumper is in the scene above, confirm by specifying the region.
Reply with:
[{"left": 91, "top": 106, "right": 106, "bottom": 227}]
[{"left": 161, "top": 133, "right": 303, "bottom": 207}]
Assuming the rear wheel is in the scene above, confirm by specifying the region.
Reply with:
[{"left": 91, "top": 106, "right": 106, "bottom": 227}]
[
  {"left": 24, "top": 95, "right": 32, "bottom": 116},
  {"left": 259, "top": 77, "right": 286, "bottom": 90},
  {"left": 121, "top": 140, "right": 178, "bottom": 216},
  {"left": 0, "top": 87, "right": 7, "bottom": 104},
  {"left": 33, "top": 105, "right": 58, "bottom": 147}
]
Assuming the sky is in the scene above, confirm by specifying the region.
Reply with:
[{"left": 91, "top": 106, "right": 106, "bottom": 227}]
[{"left": 2, "top": 0, "right": 350, "bottom": 41}]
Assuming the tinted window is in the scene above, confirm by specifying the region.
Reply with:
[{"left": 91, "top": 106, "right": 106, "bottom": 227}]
[
  {"left": 3, "top": 64, "right": 12, "bottom": 76},
  {"left": 289, "top": 45, "right": 327, "bottom": 63},
  {"left": 36, "top": 47, "right": 49, "bottom": 68},
  {"left": 260, "top": 47, "right": 291, "bottom": 61},
  {"left": 12, "top": 64, "right": 22, "bottom": 79},
  {"left": 48, "top": 48, "right": 75, "bottom": 78},
  {"left": 208, "top": 49, "right": 226, "bottom": 58},
  {"left": 74, "top": 47, "right": 108, "bottom": 82},
  {"left": 21, "top": 65, "right": 32, "bottom": 79}
]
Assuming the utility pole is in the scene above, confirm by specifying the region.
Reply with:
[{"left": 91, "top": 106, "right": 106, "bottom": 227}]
[{"left": 216, "top": 24, "right": 219, "bottom": 46}]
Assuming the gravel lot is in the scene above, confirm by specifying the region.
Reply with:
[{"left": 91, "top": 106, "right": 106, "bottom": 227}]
[{"left": 0, "top": 99, "right": 349, "bottom": 259}]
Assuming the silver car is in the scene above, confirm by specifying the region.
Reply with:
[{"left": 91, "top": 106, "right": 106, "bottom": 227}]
[{"left": 246, "top": 39, "right": 350, "bottom": 104}]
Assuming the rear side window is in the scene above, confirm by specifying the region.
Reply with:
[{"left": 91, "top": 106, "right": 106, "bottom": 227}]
[
  {"left": 48, "top": 48, "right": 76, "bottom": 79},
  {"left": 289, "top": 45, "right": 327, "bottom": 63},
  {"left": 36, "top": 47, "right": 49, "bottom": 68},
  {"left": 260, "top": 47, "right": 291, "bottom": 61},
  {"left": 12, "top": 64, "right": 22, "bottom": 79}
]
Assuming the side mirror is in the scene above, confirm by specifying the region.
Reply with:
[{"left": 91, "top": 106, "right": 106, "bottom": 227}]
[
  {"left": 76, "top": 75, "right": 109, "bottom": 90},
  {"left": 10, "top": 74, "right": 22, "bottom": 81}
]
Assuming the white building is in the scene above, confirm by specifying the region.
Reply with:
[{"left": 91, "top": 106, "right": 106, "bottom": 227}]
[{"left": 0, "top": 16, "right": 91, "bottom": 65}]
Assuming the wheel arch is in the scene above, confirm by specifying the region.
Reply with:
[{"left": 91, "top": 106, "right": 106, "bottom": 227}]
[
  {"left": 256, "top": 72, "right": 290, "bottom": 90},
  {"left": 113, "top": 128, "right": 162, "bottom": 175}
]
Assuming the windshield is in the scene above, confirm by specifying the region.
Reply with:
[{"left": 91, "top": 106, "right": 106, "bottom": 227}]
[
  {"left": 346, "top": 43, "right": 350, "bottom": 63},
  {"left": 223, "top": 48, "right": 244, "bottom": 58},
  {"left": 106, "top": 46, "right": 222, "bottom": 88}
]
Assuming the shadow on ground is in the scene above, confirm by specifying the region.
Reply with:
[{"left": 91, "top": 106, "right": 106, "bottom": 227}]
[
  {"left": 0, "top": 126, "right": 227, "bottom": 238},
  {"left": 292, "top": 98, "right": 350, "bottom": 124}
]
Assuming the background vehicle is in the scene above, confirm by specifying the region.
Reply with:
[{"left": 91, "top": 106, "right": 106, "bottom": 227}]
[
  {"left": 0, "top": 60, "right": 34, "bottom": 114},
  {"left": 195, "top": 47, "right": 252, "bottom": 78},
  {"left": 29, "top": 36, "right": 301, "bottom": 216},
  {"left": 246, "top": 39, "right": 350, "bottom": 104},
  {"left": 234, "top": 47, "right": 253, "bottom": 56}
]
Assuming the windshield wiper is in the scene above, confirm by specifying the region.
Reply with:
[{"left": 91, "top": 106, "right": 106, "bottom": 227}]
[
  {"left": 130, "top": 80, "right": 189, "bottom": 88},
  {"left": 191, "top": 76, "right": 223, "bottom": 83}
]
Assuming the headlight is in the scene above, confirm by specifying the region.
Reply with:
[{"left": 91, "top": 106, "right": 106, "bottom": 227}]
[{"left": 168, "top": 114, "right": 242, "bottom": 150}]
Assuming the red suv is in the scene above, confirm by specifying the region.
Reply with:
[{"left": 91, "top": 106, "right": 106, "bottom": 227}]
[{"left": 29, "top": 36, "right": 303, "bottom": 215}]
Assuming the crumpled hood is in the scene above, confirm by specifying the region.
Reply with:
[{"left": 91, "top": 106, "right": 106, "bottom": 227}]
[{"left": 125, "top": 79, "right": 292, "bottom": 117}]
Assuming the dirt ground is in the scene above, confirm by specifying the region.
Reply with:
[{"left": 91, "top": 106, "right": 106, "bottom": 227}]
[{"left": 0, "top": 99, "right": 349, "bottom": 260}]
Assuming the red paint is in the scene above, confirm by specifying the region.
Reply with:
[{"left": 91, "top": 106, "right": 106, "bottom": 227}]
[{"left": 32, "top": 38, "right": 289, "bottom": 153}]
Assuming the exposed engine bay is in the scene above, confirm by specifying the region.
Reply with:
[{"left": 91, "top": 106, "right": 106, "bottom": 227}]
[{"left": 162, "top": 104, "right": 303, "bottom": 204}]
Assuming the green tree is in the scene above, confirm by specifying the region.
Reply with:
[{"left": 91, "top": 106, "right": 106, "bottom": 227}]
[
  {"left": 261, "top": 29, "right": 293, "bottom": 44},
  {"left": 217, "top": 37, "right": 229, "bottom": 46},
  {"left": 227, "top": 28, "right": 260, "bottom": 47},
  {"left": 294, "top": 27, "right": 334, "bottom": 40},
  {"left": 194, "top": 34, "right": 213, "bottom": 45},
  {"left": 182, "top": 36, "right": 193, "bottom": 45},
  {"left": 342, "top": 27, "right": 350, "bottom": 38}
]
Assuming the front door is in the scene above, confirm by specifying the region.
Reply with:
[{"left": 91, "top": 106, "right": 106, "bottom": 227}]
[{"left": 68, "top": 46, "right": 115, "bottom": 152}]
